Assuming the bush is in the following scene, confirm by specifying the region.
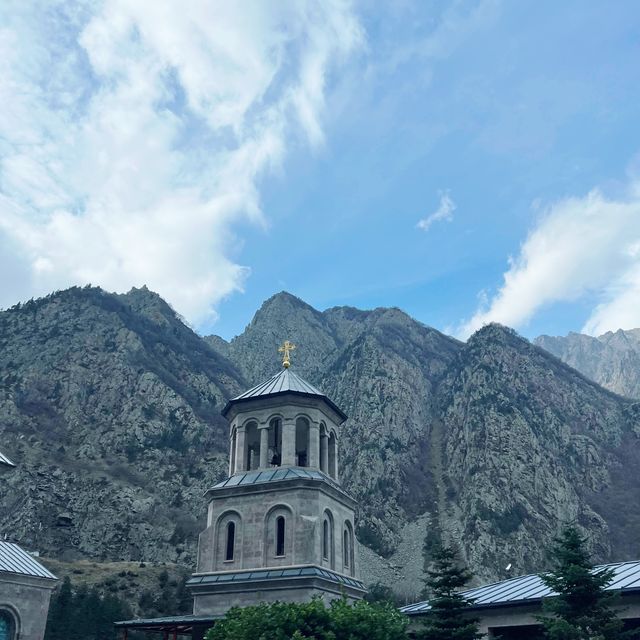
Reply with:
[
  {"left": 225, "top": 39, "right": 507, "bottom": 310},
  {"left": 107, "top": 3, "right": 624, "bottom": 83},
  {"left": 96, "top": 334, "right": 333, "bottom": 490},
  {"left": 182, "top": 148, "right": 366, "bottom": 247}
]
[{"left": 206, "top": 597, "right": 408, "bottom": 640}]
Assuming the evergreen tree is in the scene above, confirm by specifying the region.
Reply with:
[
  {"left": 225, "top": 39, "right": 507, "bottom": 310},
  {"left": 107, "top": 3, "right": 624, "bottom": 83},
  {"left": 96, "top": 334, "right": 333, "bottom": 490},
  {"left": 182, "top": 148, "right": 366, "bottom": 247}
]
[
  {"left": 45, "top": 576, "right": 74, "bottom": 640},
  {"left": 538, "top": 526, "right": 636, "bottom": 640},
  {"left": 44, "top": 576, "right": 133, "bottom": 640},
  {"left": 417, "top": 543, "right": 482, "bottom": 640}
]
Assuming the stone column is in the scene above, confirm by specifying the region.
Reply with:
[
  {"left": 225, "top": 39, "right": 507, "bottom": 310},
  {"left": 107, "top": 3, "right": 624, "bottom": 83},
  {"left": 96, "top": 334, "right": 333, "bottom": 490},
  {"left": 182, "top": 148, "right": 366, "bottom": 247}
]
[
  {"left": 259, "top": 425, "right": 269, "bottom": 469},
  {"left": 309, "top": 422, "right": 320, "bottom": 469},
  {"left": 282, "top": 418, "right": 296, "bottom": 466},
  {"left": 320, "top": 432, "right": 329, "bottom": 474},
  {"left": 333, "top": 439, "right": 339, "bottom": 482},
  {"left": 235, "top": 425, "right": 247, "bottom": 473}
]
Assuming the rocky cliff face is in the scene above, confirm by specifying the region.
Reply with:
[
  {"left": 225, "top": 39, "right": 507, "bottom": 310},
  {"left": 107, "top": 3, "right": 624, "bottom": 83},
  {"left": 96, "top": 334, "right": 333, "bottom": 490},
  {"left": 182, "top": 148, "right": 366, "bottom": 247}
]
[
  {"left": 2, "top": 287, "right": 639, "bottom": 598},
  {"left": 0, "top": 286, "right": 243, "bottom": 565},
  {"left": 536, "top": 329, "right": 640, "bottom": 399}
]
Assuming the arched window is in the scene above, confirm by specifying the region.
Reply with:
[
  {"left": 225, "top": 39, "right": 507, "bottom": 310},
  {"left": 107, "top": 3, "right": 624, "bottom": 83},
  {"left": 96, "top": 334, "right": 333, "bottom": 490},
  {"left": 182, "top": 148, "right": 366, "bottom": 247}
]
[
  {"left": 295, "top": 417, "right": 310, "bottom": 467},
  {"left": 276, "top": 516, "right": 286, "bottom": 556},
  {"left": 216, "top": 512, "right": 241, "bottom": 569},
  {"left": 225, "top": 521, "right": 235, "bottom": 561},
  {"left": 344, "top": 521, "right": 354, "bottom": 575},
  {"left": 322, "top": 510, "right": 335, "bottom": 569},
  {"left": 323, "top": 519, "right": 330, "bottom": 560},
  {"left": 343, "top": 529, "right": 350, "bottom": 568},
  {"left": 0, "top": 611, "right": 15, "bottom": 640},
  {"left": 269, "top": 418, "right": 282, "bottom": 466}
]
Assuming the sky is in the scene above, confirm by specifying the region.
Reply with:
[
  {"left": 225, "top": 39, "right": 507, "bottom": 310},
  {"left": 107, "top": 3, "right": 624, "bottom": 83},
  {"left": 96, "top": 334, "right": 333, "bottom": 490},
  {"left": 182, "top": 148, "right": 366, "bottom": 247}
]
[{"left": 1, "top": 1, "right": 640, "bottom": 341}]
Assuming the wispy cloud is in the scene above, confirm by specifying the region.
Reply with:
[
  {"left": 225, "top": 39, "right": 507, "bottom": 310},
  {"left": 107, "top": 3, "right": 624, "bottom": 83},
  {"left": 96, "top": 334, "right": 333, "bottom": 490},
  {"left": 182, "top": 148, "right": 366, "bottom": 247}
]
[
  {"left": 417, "top": 192, "right": 456, "bottom": 231},
  {"left": 457, "top": 175, "right": 640, "bottom": 338},
  {"left": 0, "top": 1, "right": 362, "bottom": 326}
]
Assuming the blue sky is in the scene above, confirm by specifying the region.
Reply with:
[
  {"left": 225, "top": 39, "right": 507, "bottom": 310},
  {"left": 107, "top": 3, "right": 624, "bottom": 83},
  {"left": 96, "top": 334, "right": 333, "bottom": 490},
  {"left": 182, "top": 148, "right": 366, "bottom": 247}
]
[{"left": 1, "top": 1, "right": 640, "bottom": 341}]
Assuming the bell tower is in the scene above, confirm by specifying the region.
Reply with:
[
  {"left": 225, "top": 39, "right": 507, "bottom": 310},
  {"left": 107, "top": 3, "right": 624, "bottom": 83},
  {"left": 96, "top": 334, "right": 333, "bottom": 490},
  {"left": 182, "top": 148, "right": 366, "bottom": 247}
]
[{"left": 187, "top": 343, "right": 365, "bottom": 616}]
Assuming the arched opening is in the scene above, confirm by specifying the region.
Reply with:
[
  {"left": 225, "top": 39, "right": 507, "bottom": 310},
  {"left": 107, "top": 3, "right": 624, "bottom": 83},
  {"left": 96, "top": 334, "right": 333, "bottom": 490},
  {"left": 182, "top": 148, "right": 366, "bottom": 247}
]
[
  {"left": 322, "top": 510, "right": 335, "bottom": 569},
  {"left": 323, "top": 519, "right": 329, "bottom": 559},
  {"left": 276, "top": 516, "right": 286, "bottom": 557},
  {"left": 344, "top": 521, "right": 355, "bottom": 575},
  {"left": 264, "top": 505, "right": 293, "bottom": 566},
  {"left": 343, "top": 529, "right": 349, "bottom": 568},
  {"left": 0, "top": 609, "right": 16, "bottom": 640},
  {"left": 245, "top": 421, "right": 260, "bottom": 470},
  {"left": 216, "top": 512, "right": 241, "bottom": 569},
  {"left": 269, "top": 417, "right": 283, "bottom": 467},
  {"left": 225, "top": 522, "right": 236, "bottom": 561},
  {"left": 295, "top": 417, "right": 310, "bottom": 467},
  {"left": 328, "top": 432, "right": 337, "bottom": 479},
  {"left": 230, "top": 428, "right": 237, "bottom": 475},
  {"left": 320, "top": 424, "right": 328, "bottom": 473}
]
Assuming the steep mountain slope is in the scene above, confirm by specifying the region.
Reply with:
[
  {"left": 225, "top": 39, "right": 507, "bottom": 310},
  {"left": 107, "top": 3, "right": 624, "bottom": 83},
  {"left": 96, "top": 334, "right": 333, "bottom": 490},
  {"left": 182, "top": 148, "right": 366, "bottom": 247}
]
[
  {"left": 536, "top": 329, "right": 640, "bottom": 399},
  {"left": 2, "top": 287, "right": 640, "bottom": 598},
  {"left": 0, "top": 286, "right": 244, "bottom": 563},
  {"left": 439, "top": 325, "right": 640, "bottom": 582}
]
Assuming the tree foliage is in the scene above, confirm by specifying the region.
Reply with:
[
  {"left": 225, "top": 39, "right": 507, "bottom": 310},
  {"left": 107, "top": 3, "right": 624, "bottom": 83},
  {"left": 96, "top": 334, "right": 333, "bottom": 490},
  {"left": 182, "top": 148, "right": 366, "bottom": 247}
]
[
  {"left": 417, "top": 543, "right": 482, "bottom": 640},
  {"left": 205, "top": 597, "right": 409, "bottom": 640},
  {"left": 45, "top": 576, "right": 133, "bottom": 640},
  {"left": 538, "top": 526, "right": 636, "bottom": 640},
  {"left": 364, "top": 582, "right": 402, "bottom": 606}
]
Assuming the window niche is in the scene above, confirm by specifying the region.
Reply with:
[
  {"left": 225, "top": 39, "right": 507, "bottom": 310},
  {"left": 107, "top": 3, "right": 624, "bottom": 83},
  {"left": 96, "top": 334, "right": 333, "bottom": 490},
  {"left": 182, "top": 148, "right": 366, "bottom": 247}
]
[
  {"left": 322, "top": 510, "right": 335, "bottom": 569},
  {"left": 216, "top": 512, "right": 241, "bottom": 569},
  {"left": 265, "top": 506, "right": 293, "bottom": 566},
  {"left": 343, "top": 521, "right": 355, "bottom": 575}
]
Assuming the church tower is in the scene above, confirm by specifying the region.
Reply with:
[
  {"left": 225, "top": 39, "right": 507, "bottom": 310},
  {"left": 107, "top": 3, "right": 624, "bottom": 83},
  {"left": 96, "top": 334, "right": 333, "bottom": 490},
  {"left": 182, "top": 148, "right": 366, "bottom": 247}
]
[{"left": 187, "top": 342, "right": 366, "bottom": 616}]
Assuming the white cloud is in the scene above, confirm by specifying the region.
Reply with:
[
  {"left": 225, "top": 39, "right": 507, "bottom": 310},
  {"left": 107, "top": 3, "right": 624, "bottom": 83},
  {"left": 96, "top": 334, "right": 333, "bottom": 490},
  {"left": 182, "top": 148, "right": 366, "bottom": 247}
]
[
  {"left": 0, "top": 1, "right": 362, "bottom": 326},
  {"left": 458, "top": 178, "right": 640, "bottom": 338},
  {"left": 417, "top": 192, "right": 456, "bottom": 231}
]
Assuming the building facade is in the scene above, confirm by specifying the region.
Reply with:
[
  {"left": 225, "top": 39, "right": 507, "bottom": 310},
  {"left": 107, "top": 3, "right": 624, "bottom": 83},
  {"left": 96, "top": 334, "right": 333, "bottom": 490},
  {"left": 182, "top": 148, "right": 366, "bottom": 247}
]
[
  {"left": 401, "top": 560, "right": 640, "bottom": 638},
  {"left": 187, "top": 362, "right": 366, "bottom": 616}
]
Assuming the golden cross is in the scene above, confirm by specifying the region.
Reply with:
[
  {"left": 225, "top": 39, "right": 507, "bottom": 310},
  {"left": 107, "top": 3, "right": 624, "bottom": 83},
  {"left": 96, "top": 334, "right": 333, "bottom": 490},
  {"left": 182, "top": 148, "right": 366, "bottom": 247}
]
[{"left": 278, "top": 340, "right": 296, "bottom": 368}]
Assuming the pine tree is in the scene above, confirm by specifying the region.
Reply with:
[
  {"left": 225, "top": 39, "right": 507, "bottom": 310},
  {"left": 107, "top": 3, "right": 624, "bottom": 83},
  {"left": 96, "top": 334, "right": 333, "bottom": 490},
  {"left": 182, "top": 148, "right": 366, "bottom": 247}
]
[
  {"left": 538, "top": 526, "right": 636, "bottom": 640},
  {"left": 417, "top": 543, "right": 482, "bottom": 640},
  {"left": 45, "top": 576, "right": 74, "bottom": 640}
]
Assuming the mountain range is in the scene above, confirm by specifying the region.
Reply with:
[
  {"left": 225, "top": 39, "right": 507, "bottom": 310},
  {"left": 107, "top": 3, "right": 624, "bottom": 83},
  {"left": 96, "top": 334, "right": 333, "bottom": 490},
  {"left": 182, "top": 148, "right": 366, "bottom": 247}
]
[{"left": 1, "top": 286, "right": 639, "bottom": 599}]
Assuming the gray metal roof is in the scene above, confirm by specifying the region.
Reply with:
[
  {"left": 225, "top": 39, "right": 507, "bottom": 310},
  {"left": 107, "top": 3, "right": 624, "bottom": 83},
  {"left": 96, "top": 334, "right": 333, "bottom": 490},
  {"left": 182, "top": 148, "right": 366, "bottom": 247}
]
[
  {"left": 114, "top": 614, "right": 220, "bottom": 627},
  {"left": 211, "top": 466, "right": 342, "bottom": 491},
  {"left": 0, "top": 542, "right": 57, "bottom": 580},
  {"left": 187, "top": 565, "right": 365, "bottom": 591},
  {"left": 222, "top": 368, "right": 347, "bottom": 421},
  {"left": 0, "top": 449, "right": 15, "bottom": 467},
  {"left": 401, "top": 560, "right": 640, "bottom": 615}
]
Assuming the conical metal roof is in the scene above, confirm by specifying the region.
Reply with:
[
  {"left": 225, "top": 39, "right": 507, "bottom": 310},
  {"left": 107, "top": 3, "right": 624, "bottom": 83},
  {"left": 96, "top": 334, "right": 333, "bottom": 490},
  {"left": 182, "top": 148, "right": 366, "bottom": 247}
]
[{"left": 222, "top": 368, "right": 347, "bottom": 421}]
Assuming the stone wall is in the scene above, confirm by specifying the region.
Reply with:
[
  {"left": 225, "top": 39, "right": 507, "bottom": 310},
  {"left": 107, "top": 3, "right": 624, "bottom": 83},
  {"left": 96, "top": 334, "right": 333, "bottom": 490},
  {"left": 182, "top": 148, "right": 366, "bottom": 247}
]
[
  {"left": 0, "top": 573, "right": 56, "bottom": 640},
  {"left": 196, "top": 480, "right": 357, "bottom": 577}
]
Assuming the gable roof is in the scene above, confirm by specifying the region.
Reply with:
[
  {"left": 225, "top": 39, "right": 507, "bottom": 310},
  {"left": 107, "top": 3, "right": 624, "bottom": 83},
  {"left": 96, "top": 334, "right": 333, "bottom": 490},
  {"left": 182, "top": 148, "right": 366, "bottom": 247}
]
[
  {"left": 0, "top": 541, "right": 57, "bottom": 580},
  {"left": 401, "top": 560, "right": 640, "bottom": 615},
  {"left": 222, "top": 368, "right": 347, "bottom": 421}
]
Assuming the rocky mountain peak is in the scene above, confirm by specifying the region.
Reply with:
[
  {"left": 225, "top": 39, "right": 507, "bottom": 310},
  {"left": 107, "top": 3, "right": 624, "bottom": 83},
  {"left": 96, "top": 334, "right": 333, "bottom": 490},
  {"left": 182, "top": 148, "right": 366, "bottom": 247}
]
[{"left": 535, "top": 327, "right": 640, "bottom": 399}]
